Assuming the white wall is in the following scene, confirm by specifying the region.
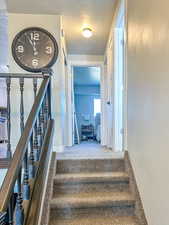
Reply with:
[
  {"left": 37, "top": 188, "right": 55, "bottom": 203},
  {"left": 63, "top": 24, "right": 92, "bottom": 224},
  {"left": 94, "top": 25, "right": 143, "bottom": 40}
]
[
  {"left": 0, "top": 11, "right": 8, "bottom": 66},
  {"left": 0, "top": 66, "right": 7, "bottom": 107},
  {"left": 0, "top": 1, "right": 8, "bottom": 99},
  {"left": 0, "top": 0, "right": 6, "bottom": 11},
  {"left": 0, "top": 3, "right": 8, "bottom": 122},
  {"left": 127, "top": 0, "right": 169, "bottom": 225},
  {"left": 7, "top": 13, "right": 66, "bottom": 151}
]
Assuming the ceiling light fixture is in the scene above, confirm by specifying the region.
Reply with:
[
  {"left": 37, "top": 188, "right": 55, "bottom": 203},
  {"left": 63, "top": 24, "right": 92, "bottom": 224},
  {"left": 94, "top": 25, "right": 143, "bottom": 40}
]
[{"left": 82, "top": 27, "right": 93, "bottom": 38}]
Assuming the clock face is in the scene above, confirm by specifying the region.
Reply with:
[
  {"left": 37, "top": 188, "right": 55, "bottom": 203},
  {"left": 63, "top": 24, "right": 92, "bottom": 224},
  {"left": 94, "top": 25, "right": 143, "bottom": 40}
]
[{"left": 12, "top": 27, "right": 59, "bottom": 73}]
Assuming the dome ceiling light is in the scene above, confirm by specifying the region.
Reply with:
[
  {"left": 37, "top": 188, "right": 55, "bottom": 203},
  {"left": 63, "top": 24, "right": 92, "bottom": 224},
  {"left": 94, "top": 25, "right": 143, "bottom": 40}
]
[{"left": 82, "top": 27, "right": 93, "bottom": 38}]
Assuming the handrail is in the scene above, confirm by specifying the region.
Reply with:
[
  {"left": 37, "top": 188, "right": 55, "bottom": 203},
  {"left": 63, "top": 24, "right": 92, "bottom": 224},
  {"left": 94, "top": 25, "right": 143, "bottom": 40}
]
[
  {"left": 0, "top": 73, "right": 46, "bottom": 79},
  {"left": 26, "top": 119, "right": 54, "bottom": 225},
  {"left": 0, "top": 77, "right": 50, "bottom": 212}
]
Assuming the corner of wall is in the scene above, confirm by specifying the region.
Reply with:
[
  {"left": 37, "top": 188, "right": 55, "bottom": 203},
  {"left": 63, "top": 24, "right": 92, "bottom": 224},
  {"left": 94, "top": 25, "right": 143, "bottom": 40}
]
[{"left": 124, "top": 151, "right": 148, "bottom": 225}]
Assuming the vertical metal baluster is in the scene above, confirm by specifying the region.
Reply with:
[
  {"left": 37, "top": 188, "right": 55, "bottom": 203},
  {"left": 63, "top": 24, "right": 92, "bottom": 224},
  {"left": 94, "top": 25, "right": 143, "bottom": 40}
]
[
  {"left": 19, "top": 78, "right": 30, "bottom": 200},
  {"left": 15, "top": 169, "right": 24, "bottom": 225},
  {"left": 42, "top": 98, "right": 46, "bottom": 132},
  {"left": 33, "top": 78, "right": 39, "bottom": 161},
  {"left": 38, "top": 110, "right": 43, "bottom": 157},
  {"left": 34, "top": 119, "right": 39, "bottom": 161},
  {"left": 33, "top": 78, "right": 37, "bottom": 99},
  {"left": 47, "top": 78, "right": 52, "bottom": 119},
  {"left": 43, "top": 80, "right": 51, "bottom": 135},
  {"left": 41, "top": 101, "right": 45, "bottom": 138},
  {"left": 8, "top": 195, "right": 14, "bottom": 225},
  {"left": 29, "top": 132, "right": 35, "bottom": 178},
  {"left": 44, "top": 94, "right": 48, "bottom": 129},
  {"left": 20, "top": 78, "right": 24, "bottom": 133},
  {"left": 6, "top": 77, "right": 12, "bottom": 158}
]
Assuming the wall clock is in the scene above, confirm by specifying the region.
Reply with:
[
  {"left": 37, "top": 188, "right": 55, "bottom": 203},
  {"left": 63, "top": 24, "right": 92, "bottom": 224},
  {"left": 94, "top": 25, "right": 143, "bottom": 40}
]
[{"left": 12, "top": 27, "right": 59, "bottom": 73}]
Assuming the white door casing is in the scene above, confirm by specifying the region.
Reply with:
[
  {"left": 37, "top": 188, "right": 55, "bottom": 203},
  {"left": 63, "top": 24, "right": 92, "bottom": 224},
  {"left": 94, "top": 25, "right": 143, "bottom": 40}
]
[
  {"left": 66, "top": 60, "right": 105, "bottom": 147},
  {"left": 114, "top": 28, "right": 124, "bottom": 151}
]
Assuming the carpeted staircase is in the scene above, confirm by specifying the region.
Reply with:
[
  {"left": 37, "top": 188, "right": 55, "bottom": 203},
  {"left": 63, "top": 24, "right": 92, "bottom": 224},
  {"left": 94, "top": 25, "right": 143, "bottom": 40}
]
[{"left": 48, "top": 158, "right": 143, "bottom": 225}]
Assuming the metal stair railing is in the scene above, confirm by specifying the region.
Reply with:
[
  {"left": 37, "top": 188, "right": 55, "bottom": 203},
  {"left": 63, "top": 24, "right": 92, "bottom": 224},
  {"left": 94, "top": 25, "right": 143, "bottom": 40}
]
[{"left": 0, "top": 72, "right": 55, "bottom": 225}]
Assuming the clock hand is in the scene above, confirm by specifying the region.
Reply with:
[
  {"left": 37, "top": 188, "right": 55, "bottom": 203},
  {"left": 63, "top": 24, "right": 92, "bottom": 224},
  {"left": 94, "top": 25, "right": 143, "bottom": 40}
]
[
  {"left": 26, "top": 34, "right": 33, "bottom": 47},
  {"left": 33, "top": 41, "right": 38, "bottom": 56},
  {"left": 26, "top": 34, "right": 38, "bottom": 56}
]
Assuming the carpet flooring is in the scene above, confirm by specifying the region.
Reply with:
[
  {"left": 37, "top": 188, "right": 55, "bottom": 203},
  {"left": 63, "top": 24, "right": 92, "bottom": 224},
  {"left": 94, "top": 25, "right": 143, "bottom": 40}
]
[
  {"left": 48, "top": 157, "right": 141, "bottom": 225},
  {"left": 56, "top": 141, "right": 124, "bottom": 160}
]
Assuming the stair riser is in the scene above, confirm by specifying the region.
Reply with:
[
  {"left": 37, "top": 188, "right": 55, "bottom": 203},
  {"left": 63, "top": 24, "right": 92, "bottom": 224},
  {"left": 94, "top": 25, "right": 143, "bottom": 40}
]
[
  {"left": 49, "top": 217, "right": 139, "bottom": 225},
  {"left": 50, "top": 205, "right": 135, "bottom": 220},
  {"left": 53, "top": 181, "right": 129, "bottom": 196},
  {"left": 56, "top": 159, "right": 125, "bottom": 174}
]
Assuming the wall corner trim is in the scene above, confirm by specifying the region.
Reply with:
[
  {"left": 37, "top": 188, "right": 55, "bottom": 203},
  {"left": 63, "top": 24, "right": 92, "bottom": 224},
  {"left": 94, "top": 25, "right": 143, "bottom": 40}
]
[{"left": 124, "top": 151, "right": 148, "bottom": 225}]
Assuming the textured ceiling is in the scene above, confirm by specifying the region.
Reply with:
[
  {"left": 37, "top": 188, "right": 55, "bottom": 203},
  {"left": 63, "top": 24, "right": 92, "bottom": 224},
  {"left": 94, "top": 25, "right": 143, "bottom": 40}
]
[
  {"left": 6, "top": 0, "right": 116, "bottom": 55},
  {"left": 74, "top": 66, "right": 100, "bottom": 86}
]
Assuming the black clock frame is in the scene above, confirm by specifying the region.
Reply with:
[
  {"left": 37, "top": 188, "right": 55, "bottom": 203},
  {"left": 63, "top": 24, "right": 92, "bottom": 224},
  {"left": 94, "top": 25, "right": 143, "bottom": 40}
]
[{"left": 12, "top": 27, "right": 59, "bottom": 73}]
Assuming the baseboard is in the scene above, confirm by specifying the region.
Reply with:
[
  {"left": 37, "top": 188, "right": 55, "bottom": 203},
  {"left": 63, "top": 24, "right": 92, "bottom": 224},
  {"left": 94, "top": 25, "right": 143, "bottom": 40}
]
[{"left": 124, "top": 151, "right": 148, "bottom": 225}]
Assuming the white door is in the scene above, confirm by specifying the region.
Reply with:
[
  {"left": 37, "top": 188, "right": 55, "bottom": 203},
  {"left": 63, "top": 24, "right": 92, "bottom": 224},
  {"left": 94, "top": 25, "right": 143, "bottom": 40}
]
[
  {"left": 114, "top": 28, "right": 124, "bottom": 151},
  {"left": 100, "top": 62, "right": 108, "bottom": 146},
  {"left": 107, "top": 38, "right": 114, "bottom": 149}
]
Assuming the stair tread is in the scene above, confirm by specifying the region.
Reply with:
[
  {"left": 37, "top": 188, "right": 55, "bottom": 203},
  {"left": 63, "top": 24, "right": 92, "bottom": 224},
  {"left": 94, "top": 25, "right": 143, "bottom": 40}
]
[
  {"left": 54, "top": 171, "right": 129, "bottom": 182},
  {"left": 56, "top": 158, "right": 125, "bottom": 173},
  {"left": 51, "top": 191, "right": 135, "bottom": 208},
  {"left": 49, "top": 216, "right": 139, "bottom": 225}
]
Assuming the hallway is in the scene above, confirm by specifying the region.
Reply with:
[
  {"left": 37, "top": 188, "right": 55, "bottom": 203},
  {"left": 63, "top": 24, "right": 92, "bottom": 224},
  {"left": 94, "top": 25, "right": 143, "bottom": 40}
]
[
  {"left": 1, "top": 0, "right": 169, "bottom": 223},
  {"left": 57, "top": 142, "right": 124, "bottom": 159}
]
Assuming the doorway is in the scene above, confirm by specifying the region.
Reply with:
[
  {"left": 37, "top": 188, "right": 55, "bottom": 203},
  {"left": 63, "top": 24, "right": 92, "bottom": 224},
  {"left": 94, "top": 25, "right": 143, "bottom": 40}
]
[
  {"left": 60, "top": 62, "right": 123, "bottom": 159},
  {"left": 73, "top": 66, "right": 101, "bottom": 146}
]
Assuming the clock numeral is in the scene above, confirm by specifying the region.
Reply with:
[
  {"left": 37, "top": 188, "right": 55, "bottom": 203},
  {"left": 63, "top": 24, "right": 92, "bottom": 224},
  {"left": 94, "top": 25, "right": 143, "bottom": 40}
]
[
  {"left": 32, "top": 59, "right": 39, "bottom": 67},
  {"left": 45, "top": 46, "right": 52, "bottom": 54},
  {"left": 17, "top": 45, "right": 24, "bottom": 53},
  {"left": 30, "top": 32, "right": 40, "bottom": 41}
]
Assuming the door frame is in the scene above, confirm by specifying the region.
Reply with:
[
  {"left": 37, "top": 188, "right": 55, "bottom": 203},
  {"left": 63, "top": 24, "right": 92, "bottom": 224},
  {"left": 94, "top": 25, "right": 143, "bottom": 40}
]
[
  {"left": 113, "top": 0, "right": 127, "bottom": 151},
  {"left": 66, "top": 60, "right": 106, "bottom": 147}
]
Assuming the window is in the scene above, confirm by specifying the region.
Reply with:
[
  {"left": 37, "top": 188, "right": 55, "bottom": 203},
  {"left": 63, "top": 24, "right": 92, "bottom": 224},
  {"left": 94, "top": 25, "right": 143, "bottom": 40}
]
[{"left": 94, "top": 99, "right": 101, "bottom": 116}]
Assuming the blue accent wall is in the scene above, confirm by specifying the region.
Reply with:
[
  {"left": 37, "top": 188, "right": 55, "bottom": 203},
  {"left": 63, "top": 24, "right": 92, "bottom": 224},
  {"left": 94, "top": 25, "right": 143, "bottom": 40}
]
[
  {"left": 74, "top": 67, "right": 100, "bottom": 86},
  {"left": 74, "top": 85, "right": 100, "bottom": 134}
]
